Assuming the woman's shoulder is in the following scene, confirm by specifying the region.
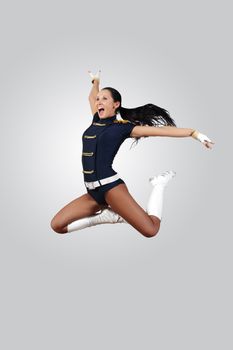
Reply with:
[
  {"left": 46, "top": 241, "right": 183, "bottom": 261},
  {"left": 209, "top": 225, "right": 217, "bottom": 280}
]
[
  {"left": 112, "top": 119, "right": 137, "bottom": 139},
  {"left": 113, "top": 119, "right": 132, "bottom": 124}
]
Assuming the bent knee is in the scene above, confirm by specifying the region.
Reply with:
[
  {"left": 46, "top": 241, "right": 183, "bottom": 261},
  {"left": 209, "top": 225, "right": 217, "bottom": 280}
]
[
  {"left": 142, "top": 222, "right": 160, "bottom": 238},
  {"left": 143, "top": 229, "right": 159, "bottom": 238},
  {"left": 50, "top": 219, "right": 67, "bottom": 234}
]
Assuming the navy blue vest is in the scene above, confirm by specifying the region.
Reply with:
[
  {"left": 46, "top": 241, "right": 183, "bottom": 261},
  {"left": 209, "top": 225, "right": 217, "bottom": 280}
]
[{"left": 81, "top": 114, "right": 136, "bottom": 183}]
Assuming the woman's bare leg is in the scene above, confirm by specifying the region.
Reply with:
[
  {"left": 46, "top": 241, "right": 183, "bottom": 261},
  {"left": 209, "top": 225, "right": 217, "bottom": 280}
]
[
  {"left": 50, "top": 193, "right": 108, "bottom": 233},
  {"left": 105, "top": 184, "right": 160, "bottom": 238}
]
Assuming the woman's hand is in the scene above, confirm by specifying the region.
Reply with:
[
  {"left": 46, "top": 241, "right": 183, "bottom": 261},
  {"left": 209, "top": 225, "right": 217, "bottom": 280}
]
[
  {"left": 88, "top": 70, "right": 101, "bottom": 83},
  {"left": 191, "top": 130, "right": 214, "bottom": 149},
  {"left": 203, "top": 140, "right": 214, "bottom": 149}
]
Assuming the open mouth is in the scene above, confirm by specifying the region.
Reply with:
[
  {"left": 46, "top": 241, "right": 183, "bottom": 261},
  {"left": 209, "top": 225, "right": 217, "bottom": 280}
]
[{"left": 98, "top": 108, "right": 105, "bottom": 116}]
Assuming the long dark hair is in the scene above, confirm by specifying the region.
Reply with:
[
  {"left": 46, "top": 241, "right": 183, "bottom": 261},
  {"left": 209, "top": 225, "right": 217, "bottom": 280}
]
[{"left": 102, "top": 87, "right": 176, "bottom": 147}]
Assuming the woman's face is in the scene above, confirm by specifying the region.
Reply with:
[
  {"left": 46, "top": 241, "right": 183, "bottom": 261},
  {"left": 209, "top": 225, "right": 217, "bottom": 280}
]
[{"left": 95, "top": 89, "right": 120, "bottom": 119}]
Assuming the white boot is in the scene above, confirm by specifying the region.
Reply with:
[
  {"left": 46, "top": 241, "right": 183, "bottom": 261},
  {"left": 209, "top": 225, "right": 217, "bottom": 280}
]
[
  {"left": 67, "top": 208, "right": 126, "bottom": 233},
  {"left": 146, "top": 170, "right": 176, "bottom": 220}
]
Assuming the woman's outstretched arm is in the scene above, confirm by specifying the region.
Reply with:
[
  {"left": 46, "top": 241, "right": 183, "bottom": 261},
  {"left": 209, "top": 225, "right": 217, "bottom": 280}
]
[{"left": 131, "top": 125, "right": 214, "bottom": 149}]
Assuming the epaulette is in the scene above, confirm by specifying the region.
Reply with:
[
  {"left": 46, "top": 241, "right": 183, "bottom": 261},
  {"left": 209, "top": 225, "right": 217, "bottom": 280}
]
[{"left": 113, "top": 119, "right": 131, "bottom": 124}]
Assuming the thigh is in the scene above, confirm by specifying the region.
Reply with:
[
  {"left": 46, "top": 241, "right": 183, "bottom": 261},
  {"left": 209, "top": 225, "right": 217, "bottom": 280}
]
[
  {"left": 104, "top": 183, "right": 157, "bottom": 236},
  {"left": 51, "top": 192, "right": 108, "bottom": 229},
  {"left": 88, "top": 178, "right": 125, "bottom": 206}
]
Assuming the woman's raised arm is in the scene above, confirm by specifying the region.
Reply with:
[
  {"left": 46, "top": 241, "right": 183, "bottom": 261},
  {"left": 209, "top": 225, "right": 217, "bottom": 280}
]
[{"left": 88, "top": 70, "right": 100, "bottom": 115}]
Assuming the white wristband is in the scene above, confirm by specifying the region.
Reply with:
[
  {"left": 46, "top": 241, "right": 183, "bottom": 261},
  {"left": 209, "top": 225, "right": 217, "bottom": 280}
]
[{"left": 191, "top": 130, "right": 212, "bottom": 143}]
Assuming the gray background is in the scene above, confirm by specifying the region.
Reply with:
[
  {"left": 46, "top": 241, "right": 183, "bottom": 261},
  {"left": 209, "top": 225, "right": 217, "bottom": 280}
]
[{"left": 1, "top": 0, "right": 232, "bottom": 349}]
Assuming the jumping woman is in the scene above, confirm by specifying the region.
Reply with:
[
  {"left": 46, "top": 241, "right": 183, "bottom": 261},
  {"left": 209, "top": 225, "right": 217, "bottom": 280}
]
[{"left": 50, "top": 70, "right": 214, "bottom": 238}]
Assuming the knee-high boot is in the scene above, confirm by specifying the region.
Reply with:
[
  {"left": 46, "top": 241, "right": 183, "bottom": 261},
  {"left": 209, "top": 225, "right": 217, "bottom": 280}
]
[
  {"left": 146, "top": 171, "right": 176, "bottom": 220},
  {"left": 67, "top": 207, "right": 126, "bottom": 233}
]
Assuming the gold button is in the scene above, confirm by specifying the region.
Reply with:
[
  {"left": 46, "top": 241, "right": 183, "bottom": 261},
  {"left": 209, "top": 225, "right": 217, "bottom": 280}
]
[
  {"left": 84, "top": 135, "right": 96, "bottom": 139},
  {"left": 82, "top": 152, "right": 94, "bottom": 156},
  {"left": 83, "top": 170, "right": 94, "bottom": 174}
]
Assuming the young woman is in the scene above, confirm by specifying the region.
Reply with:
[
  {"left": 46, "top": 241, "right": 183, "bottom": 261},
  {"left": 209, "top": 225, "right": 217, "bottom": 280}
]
[{"left": 50, "top": 70, "right": 214, "bottom": 238}]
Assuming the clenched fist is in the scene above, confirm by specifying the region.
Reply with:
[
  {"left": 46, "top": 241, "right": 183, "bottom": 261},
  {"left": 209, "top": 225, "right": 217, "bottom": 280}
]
[{"left": 88, "top": 70, "right": 101, "bottom": 83}]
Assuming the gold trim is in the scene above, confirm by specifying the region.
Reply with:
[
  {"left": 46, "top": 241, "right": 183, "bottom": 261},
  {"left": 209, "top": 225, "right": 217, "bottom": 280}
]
[
  {"left": 92, "top": 122, "right": 106, "bottom": 126},
  {"left": 83, "top": 170, "right": 94, "bottom": 174},
  {"left": 84, "top": 135, "right": 96, "bottom": 139},
  {"left": 191, "top": 130, "right": 199, "bottom": 139},
  {"left": 82, "top": 152, "right": 94, "bottom": 156},
  {"left": 113, "top": 120, "right": 130, "bottom": 124}
]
